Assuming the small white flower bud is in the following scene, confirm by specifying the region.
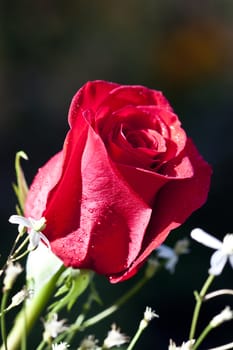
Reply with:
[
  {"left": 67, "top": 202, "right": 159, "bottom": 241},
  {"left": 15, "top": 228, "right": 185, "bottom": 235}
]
[
  {"left": 3, "top": 262, "right": 23, "bottom": 291},
  {"left": 78, "top": 335, "right": 100, "bottom": 350},
  {"left": 11, "top": 289, "right": 28, "bottom": 307},
  {"left": 139, "top": 306, "right": 159, "bottom": 330},
  {"left": 103, "top": 324, "right": 129, "bottom": 348},
  {"left": 210, "top": 306, "right": 233, "bottom": 328},
  {"left": 52, "top": 342, "right": 70, "bottom": 350},
  {"left": 43, "top": 314, "right": 68, "bottom": 342},
  {"left": 169, "top": 339, "right": 195, "bottom": 350},
  {"left": 144, "top": 306, "right": 159, "bottom": 322}
]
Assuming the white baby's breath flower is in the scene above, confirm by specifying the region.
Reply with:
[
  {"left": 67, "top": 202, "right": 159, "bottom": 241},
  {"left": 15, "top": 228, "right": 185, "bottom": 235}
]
[
  {"left": 52, "top": 342, "right": 70, "bottom": 350},
  {"left": 9, "top": 215, "right": 49, "bottom": 251},
  {"left": 103, "top": 324, "right": 130, "bottom": 348},
  {"left": 3, "top": 261, "right": 23, "bottom": 291},
  {"left": 3, "top": 288, "right": 32, "bottom": 314},
  {"left": 156, "top": 238, "right": 190, "bottom": 273},
  {"left": 10, "top": 289, "right": 31, "bottom": 307},
  {"left": 191, "top": 228, "right": 233, "bottom": 275},
  {"left": 210, "top": 306, "right": 233, "bottom": 328},
  {"left": 78, "top": 335, "right": 100, "bottom": 350},
  {"left": 144, "top": 306, "right": 159, "bottom": 322},
  {"left": 43, "top": 314, "right": 68, "bottom": 341},
  {"left": 139, "top": 306, "right": 159, "bottom": 331},
  {"left": 169, "top": 339, "right": 195, "bottom": 350}
]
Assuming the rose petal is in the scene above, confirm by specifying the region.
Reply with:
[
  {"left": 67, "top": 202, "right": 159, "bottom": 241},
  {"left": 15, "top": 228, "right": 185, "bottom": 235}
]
[
  {"left": 25, "top": 151, "right": 63, "bottom": 220},
  {"left": 39, "top": 108, "right": 93, "bottom": 240},
  {"left": 116, "top": 164, "right": 169, "bottom": 205},
  {"left": 49, "top": 125, "right": 152, "bottom": 275},
  {"left": 106, "top": 84, "right": 172, "bottom": 111},
  {"left": 110, "top": 139, "right": 212, "bottom": 282},
  {"left": 68, "top": 80, "right": 119, "bottom": 127}
]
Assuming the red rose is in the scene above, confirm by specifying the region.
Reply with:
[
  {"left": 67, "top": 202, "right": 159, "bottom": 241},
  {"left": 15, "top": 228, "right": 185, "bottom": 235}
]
[{"left": 25, "top": 80, "right": 212, "bottom": 283}]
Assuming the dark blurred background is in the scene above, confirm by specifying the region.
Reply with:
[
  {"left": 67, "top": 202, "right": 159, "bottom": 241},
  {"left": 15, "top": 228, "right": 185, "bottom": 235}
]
[{"left": 0, "top": 1, "right": 232, "bottom": 349}]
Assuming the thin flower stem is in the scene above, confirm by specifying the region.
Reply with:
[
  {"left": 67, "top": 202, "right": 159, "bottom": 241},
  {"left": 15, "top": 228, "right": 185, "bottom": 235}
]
[
  {"left": 192, "top": 324, "right": 212, "bottom": 350},
  {"left": 0, "top": 265, "right": 65, "bottom": 350},
  {"left": 189, "top": 274, "right": 215, "bottom": 340},
  {"left": 0, "top": 305, "right": 15, "bottom": 317},
  {"left": 59, "top": 273, "right": 152, "bottom": 345},
  {"left": 20, "top": 305, "right": 27, "bottom": 350},
  {"left": 0, "top": 231, "right": 25, "bottom": 274},
  {"left": 80, "top": 275, "right": 149, "bottom": 330},
  {"left": 126, "top": 321, "right": 146, "bottom": 350},
  {"left": 204, "top": 289, "right": 233, "bottom": 301},
  {"left": 11, "top": 251, "right": 29, "bottom": 263},
  {"left": 35, "top": 340, "right": 46, "bottom": 350},
  {"left": 54, "top": 279, "right": 97, "bottom": 345},
  {"left": 64, "top": 293, "right": 94, "bottom": 343},
  {"left": 1, "top": 291, "right": 10, "bottom": 350},
  {"left": 11, "top": 236, "right": 29, "bottom": 259}
]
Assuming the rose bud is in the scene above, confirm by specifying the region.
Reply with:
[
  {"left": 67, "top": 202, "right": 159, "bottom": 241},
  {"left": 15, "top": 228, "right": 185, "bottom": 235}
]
[{"left": 25, "top": 80, "right": 212, "bottom": 283}]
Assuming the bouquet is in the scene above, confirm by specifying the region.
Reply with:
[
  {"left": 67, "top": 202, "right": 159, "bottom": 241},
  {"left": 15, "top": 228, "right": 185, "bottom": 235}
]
[{"left": 1, "top": 81, "right": 232, "bottom": 350}]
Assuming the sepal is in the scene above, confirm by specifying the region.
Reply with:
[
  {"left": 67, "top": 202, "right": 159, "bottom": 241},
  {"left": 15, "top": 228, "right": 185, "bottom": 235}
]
[
  {"left": 48, "top": 268, "right": 92, "bottom": 313},
  {"left": 12, "top": 151, "right": 29, "bottom": 214}
]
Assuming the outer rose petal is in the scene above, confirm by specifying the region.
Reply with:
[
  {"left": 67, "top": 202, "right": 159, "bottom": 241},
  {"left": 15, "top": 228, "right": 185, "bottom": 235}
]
[
  {"left": 100, "top": 84, "right": 172, "bottom": 113},
  {"left": 48, "top": 126, "right": 152, "bottom": 275},
  {"left": 68, "top": 80, "right": 119, "bottom": 127},
  {"left": 116, "top": 165, "right": 169, "bottom": 205},
  {"left": 25, "top": 151, "right": 63, "bottom": 220},
  {"left": 110, "top": 139, "right": 212, "bottom": 282}
]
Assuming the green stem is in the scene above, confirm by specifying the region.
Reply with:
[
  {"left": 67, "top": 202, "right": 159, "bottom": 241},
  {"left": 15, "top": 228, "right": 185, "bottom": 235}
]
[
  {"left": 11, "top": 250, "right": 30, "bottom": 263},
  {"left": 80, "top": 274, "right": 150, "bottom": 331},
  {"left": 192, "top": 324, "right": 212, "bottom": 350},
  {"left": 0, "top": 231, "right": 25, "bottom": 274},
  {"left": 0, "top": 265, "right": 65, "bottom": 350},
  {"left": 64, "top": 294, "right": 94, "bottom": 343},
  {"left": 126, "top": 321, "right": 147, "bottom": 350},
  {"left": 1, "top": 291, "right": 10, "bottom": 350},
  {"left": 35, "top": 340, "right": 46, "bottom": 350},
  {"left": 189, "top": 274, "right": 215, "bottom": 340},
  {"left": 20, "top": 305, "right": 27, "bottom": 350},
  {"left": 11, "top": 236, "right": 29, "bottom": 260},
  {"left": 58, "top": 273, "right": 152, "bottom": 345}
]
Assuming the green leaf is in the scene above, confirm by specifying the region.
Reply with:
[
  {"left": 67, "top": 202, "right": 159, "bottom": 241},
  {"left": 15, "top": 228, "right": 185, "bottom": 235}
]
[
  {"left": 49, "top": 269, "right": 92, "bottom": 314},
  {"left": 13, "top": 151, "right": 29, "bottom": 214},
  {"left": 54, "top": 284, "right": 69, "bottom": 297}
]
